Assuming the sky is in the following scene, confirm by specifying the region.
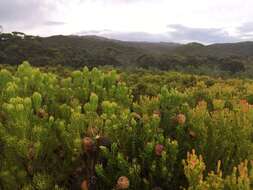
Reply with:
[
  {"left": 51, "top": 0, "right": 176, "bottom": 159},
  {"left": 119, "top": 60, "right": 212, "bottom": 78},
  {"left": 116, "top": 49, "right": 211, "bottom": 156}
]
[{"left": 1, "top": 0, "right": 253, "bottom": 44}]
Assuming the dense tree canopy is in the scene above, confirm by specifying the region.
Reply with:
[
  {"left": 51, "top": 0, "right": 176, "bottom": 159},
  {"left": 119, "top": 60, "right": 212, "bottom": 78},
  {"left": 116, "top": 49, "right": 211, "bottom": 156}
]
[{"left": 0, "top": 32, "right": 252, "bottom": 77}]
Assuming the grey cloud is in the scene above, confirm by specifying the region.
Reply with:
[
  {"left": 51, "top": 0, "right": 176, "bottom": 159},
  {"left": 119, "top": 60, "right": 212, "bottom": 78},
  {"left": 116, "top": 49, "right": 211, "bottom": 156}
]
[
  {"left": 80, "top": 0, "right": 157, "bottom": 3},
  {"left": 238, "top": 33, "right": 253, "bottom": 39},
  {"left": 104, "top": 32, "right": 170, "bottom": 42},
  {"left": 0, "top": 0, "right": 61, "bottom": 31},
  {"left": 44, "top": 21, "right": 66, "bottom": 26},
  {"left": 0, "top": 1, "right": 50, "bottom": 23},
  {"left": 167, "top": 24, "right": 238, "bottom": 44},
  {"left": 76, "top": 25, "right": 241, "bottom": 44},
  {"left": 76, "top": 29, "right": 112, "bottom": 35},
  {"left": 0, "top": 0, "right": 251, "bottom": 44},
  {"left": 237, "top": 22, "right": 253, "bottom": 34},
  {"left": 237, "top": 22, "right": 253, "bottom": 41},
  {"left": 76, "top": 30, "right": 171, "bottom": 42}
]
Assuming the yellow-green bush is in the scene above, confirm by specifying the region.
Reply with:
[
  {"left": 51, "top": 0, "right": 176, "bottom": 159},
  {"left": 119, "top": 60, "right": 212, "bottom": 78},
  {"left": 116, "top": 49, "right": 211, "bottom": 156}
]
[{"left": 0, "top": 62, "right": 252, "bottom": 189}]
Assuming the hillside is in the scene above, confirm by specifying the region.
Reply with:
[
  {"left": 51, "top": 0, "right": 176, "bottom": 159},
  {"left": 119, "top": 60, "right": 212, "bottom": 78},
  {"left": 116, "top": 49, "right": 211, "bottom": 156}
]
[
  {"left": 1, "top": 32, "right": 253, "bottom": 76},
  {"left": 172, "top": 41, "right": 253, "bottom": 57}
]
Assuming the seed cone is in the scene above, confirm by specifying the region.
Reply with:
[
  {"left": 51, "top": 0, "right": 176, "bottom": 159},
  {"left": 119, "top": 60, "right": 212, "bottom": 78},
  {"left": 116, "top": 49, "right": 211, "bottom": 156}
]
[
  {"left": 81, "top": 179, "right": 89, "bottom": 190},
  {"left": 36, "top": 108, "right": 48, "bottom": 119},
  {"left": 82, "top": 137, "right": 94, "bottom": 153},
  {"left": 155, "top": 144, "right": 164, "bottom": 156},
  {"left": 117, "top": 176, "right": 130, "bottom": 189},
  {"left": 176, "top": 113, "right": 186, "bottom": 125}
]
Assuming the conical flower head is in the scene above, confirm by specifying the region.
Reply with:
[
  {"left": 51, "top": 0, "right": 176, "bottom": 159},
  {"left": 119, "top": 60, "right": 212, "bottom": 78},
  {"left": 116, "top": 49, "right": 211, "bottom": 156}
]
[{"left": 117, "top": 176, "right": 130, "bottom": 189}]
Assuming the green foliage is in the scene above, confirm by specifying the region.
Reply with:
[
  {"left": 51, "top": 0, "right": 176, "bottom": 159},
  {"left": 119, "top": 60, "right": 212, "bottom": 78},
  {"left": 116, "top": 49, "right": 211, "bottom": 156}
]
[
  {"left": 1, "top": 32, "right": 253, "bottom": 77},
  {"left": 0, "top": 62, "right": 252, "bottom": 189},
  {"left": 183, "top": 150, "right": 253, "bottom": 190}
]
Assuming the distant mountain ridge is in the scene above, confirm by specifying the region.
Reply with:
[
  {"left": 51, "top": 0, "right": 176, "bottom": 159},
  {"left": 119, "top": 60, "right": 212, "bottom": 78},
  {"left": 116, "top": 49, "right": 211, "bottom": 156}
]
[{"left": 0, "top": 32, "right": 253, "bottom": 76}]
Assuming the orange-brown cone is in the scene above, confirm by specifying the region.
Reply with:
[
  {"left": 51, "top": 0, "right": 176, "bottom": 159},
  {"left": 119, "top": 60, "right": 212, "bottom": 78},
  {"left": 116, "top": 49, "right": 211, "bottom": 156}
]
[
  {"left": 177, "top": 114, "right": 186, "bottom": 125},
  {"left": 155, "top": 144, "right": 164, "bottom": 156},
  {"left": 117, "top": 176, "right": 130, "bottom": 189},
  {"left": 81, "top": 179, "right": 89, "bottom": 190},
  {"left": 82, "top": 137, "right": 94, "bottom": 153}
]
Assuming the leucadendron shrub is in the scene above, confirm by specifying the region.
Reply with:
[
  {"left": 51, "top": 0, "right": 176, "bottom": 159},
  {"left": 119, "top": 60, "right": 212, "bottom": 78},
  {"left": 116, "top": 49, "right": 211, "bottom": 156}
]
[
  {"left": 183, "top": 150, "right": 253, "bottom": 190},
  {"left": 0, "top": 62, "right": 252, "bottom": 189},
  {"left": 184, "top": 100, "right": 253, "bottom": 174}
]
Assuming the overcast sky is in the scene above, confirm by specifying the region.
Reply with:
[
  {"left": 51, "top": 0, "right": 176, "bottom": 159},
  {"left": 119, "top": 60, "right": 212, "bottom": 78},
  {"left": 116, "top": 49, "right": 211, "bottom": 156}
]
[{"left": 1, "top": 0, "right": 253, "bottom": 44}]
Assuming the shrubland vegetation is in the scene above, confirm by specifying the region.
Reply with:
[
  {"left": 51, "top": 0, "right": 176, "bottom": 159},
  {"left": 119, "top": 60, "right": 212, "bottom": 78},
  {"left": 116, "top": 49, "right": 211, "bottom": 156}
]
[{"left": 0, "top": 62, "right": 252, "bottom": 189}]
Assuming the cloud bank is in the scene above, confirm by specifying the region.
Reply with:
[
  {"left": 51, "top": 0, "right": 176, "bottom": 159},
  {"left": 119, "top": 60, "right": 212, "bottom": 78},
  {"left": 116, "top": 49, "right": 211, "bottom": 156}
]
[
  {"left": 1, "top": 0, "right": 253, "bottom": 44},
  {"left": 76, "top": 24, "right": 248, "bottom": 44}
]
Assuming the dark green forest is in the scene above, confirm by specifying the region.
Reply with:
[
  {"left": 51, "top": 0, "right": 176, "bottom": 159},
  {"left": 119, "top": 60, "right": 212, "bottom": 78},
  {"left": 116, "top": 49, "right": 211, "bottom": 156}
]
[{"left": 1, "top": 32, "right": 253, "bottom": 77}]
